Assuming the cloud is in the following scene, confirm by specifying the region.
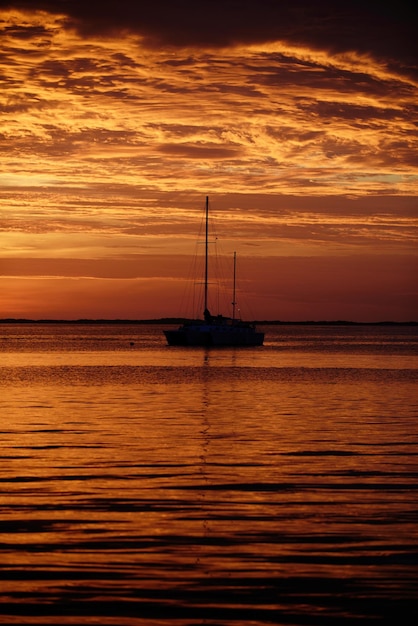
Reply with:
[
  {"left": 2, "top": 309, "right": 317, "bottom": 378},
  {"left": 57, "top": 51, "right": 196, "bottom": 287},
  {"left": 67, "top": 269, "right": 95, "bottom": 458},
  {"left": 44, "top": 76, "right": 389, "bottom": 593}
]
[
  {"left": 2, "top": 0, "right": 416, "bottom": 70},
  {"left": 158, "top": 142, "right": 242, "bottom": 160},
  {"left": 0, "top": 3, "right": 416, "bottom": 321}
]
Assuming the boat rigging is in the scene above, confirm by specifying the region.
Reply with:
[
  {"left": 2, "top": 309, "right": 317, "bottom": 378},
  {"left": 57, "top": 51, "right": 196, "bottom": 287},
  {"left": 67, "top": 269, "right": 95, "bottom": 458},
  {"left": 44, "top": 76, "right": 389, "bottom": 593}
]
[{"left": 164, "top": 196, "right": 264, "bottom": 347}]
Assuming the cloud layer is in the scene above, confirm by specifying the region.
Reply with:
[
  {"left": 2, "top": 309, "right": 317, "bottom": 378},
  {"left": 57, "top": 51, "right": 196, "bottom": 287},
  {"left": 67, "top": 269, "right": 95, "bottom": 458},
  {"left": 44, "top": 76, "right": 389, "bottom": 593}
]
[{"left": 0, "top": 2, "right": 417, "bottom": 320}]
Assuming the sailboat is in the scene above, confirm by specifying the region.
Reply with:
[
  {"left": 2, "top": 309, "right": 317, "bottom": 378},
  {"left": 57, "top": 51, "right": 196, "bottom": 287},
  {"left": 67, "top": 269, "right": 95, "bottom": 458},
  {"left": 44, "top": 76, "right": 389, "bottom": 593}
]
[{"left": 164, "top": 197, "right": 264, "bottom": 347}]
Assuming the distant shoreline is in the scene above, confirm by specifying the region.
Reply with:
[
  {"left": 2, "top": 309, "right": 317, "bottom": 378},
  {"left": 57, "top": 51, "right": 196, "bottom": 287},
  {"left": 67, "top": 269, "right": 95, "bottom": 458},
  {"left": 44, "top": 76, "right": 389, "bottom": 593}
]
[{"left": 0, "top": 318, "right": 416, "bottom": 326}]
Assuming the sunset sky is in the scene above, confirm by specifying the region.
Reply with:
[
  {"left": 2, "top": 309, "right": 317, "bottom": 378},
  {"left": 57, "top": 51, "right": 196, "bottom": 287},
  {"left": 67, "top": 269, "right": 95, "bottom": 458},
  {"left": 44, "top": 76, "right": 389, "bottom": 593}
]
[{"left": 1, "top": 0, "right": 417, "bottom": 321}]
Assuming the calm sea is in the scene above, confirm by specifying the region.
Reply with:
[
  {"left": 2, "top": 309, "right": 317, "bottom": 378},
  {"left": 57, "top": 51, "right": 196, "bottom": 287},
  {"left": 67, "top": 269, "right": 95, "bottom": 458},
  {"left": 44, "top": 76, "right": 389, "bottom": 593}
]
[{"left": 1, "top": 323, "right": 417, "bottom": 625}]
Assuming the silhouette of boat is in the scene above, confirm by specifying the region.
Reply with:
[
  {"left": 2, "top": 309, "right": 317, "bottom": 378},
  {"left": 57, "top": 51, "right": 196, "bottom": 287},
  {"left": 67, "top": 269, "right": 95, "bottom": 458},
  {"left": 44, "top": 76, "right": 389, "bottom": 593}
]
[{"left": 164, "top": 197, "right": 264, "bottom": 347}]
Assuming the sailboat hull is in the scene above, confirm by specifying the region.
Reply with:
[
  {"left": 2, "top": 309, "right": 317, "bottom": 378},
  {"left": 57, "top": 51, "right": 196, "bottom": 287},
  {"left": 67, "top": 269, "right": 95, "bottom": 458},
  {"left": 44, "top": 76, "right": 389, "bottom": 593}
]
[
  {"left": 164, "top": 325, "right": 264, "bottom": 347},
  {"left": 164, "top": 328, "right": 212, "bottom": 347}
]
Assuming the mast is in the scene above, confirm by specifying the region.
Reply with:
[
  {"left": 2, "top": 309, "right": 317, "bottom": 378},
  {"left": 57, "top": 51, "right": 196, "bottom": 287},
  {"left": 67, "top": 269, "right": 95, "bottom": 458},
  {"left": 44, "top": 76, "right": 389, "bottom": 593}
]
[
  {"left": 232, "top": 251, "right": 237, "bottom": 322},
  {"left": 204, "top": 195, "right": 209, "bottom": 316}
]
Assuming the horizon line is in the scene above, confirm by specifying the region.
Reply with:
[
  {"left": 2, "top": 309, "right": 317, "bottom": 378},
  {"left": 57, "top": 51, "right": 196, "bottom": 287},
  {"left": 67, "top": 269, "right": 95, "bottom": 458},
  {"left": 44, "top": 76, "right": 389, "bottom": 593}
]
[{"left": 0, "top": 318, "right": 416, "bottom": 326}]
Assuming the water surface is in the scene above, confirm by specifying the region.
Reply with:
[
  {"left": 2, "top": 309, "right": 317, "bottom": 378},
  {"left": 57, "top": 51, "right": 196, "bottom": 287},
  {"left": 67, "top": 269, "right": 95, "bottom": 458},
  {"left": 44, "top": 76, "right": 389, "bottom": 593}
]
[{"left": 1, "top": 324, "right": 417, "bottom": 625}]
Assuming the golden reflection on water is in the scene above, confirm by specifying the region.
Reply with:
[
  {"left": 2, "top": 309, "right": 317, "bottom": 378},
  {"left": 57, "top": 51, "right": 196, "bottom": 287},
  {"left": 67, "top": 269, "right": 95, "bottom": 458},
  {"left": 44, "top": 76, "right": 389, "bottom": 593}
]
[{"left": 0, "top": 325, "right": 417, "bottom": 624}]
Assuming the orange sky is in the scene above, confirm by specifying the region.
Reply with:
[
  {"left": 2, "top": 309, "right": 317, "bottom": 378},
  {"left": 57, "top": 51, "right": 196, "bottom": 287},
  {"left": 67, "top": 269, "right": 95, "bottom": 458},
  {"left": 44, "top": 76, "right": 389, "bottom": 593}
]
[{"left": 1, "top": 1, "right": 417, "bottom": 321}]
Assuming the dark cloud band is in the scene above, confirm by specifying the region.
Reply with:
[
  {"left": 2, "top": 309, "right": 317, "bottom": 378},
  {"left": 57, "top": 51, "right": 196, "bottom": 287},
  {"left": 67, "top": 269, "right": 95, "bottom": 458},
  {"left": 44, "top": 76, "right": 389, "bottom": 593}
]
[{"left": 1, "top": 0, "right": 416, "bottom": 68}]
